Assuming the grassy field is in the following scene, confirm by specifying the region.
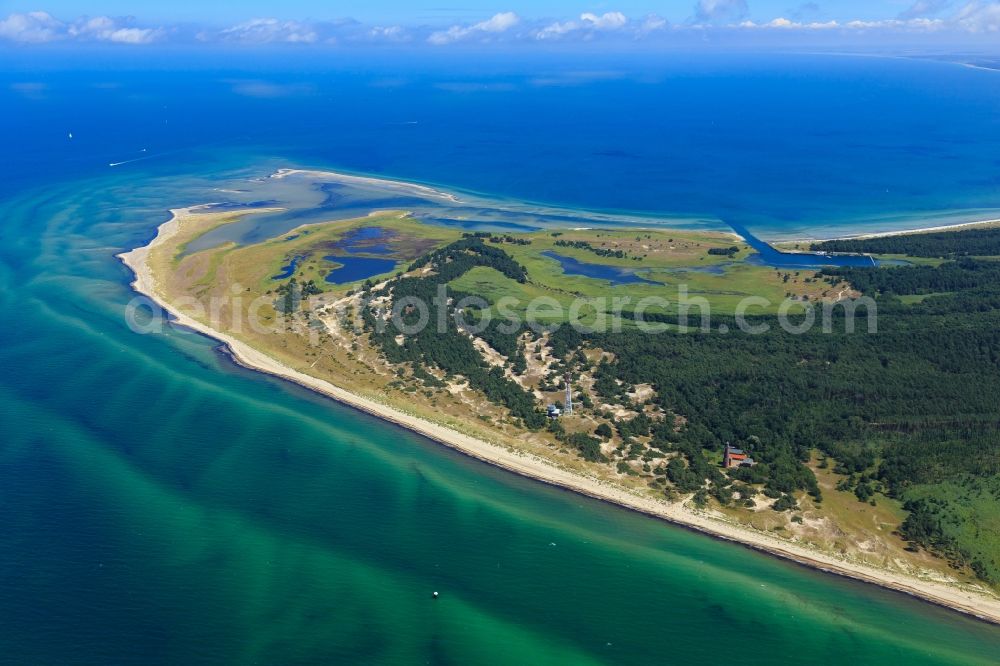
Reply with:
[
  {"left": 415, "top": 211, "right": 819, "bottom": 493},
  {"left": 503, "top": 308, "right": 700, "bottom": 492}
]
[
  {"left": 168, "top": 214, "right": 838, "bottom": 325},
  {"left": 172, "top": 214, "right": 840, "bottom": 315},
  {"left": 451, "top": 227, "right": 836, "bottom": 317},
  {"left": 174, "top": 211, "right": 459, "bottom": 298}
]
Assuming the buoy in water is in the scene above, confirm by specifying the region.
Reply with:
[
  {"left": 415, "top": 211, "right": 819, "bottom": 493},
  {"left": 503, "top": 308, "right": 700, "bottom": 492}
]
[{"left": 432, "top": 591, "right": 439, "bottom": 599}]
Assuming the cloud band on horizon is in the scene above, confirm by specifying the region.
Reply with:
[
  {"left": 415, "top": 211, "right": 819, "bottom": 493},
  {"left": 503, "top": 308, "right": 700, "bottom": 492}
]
[{"left": 1, "top": 4, "right": 998, "bottom": 47}]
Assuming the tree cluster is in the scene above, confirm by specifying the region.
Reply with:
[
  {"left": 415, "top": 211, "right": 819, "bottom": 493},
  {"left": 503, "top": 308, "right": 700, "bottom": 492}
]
[{"left": 812, "top": 227, "right": 1000, "bottom": 258}]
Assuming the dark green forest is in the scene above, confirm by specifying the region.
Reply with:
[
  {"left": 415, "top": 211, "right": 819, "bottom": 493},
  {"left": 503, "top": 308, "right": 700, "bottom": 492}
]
[
  {"left": 569, "top": 231, "right": 1000, "bottom": 584},
  {"left": 573, "top": 298, "right": 1000, "bottom": 581},
  {"left": 362, "top": 236, "right": 545, "bottom": 429},
  {"left": 362, "top": 230, "right": 1000, "bottom": 585},
  {"left": 812, "top": 226, "right": 1000, "bottom": 258},
  {"left": 827, "top": 258, "right": 1000, "bottom": 296}
]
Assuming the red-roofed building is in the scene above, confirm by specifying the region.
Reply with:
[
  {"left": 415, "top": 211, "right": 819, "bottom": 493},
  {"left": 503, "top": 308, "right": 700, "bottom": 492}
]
[{"left": 723, "top": 443, "right": 755, "bottom": 469}]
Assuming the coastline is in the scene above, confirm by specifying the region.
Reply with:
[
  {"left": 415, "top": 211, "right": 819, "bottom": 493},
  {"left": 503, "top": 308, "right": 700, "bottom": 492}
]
[
  {"left": 270, "top": 168, "right": 462, "bottom": 203},
  {"left": 270, "top": 166, "right": 1000, "bottom": 244},
  {"left": 778, "top": 217, "right": 1000, "bottom": 245},
  {"left": 268, "top": 167, "right": 739, "bottom": 234},
  {"left": 119, "top": 207, "right": 1000, "bottom": 627}
]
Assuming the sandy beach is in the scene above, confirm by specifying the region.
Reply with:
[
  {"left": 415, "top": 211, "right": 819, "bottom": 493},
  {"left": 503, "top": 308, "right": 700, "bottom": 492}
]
[
  {"left": 779, "top": 218, "right": 1000, "bottom": 245},
  {"left": 271, "top": 168, "right": 462, "bottom": 203},
  {"left": 845, "top": 218, "right": 1000, "bottom": 240},
  {"left": 119, "top": 208, "right": 1000, "bottom": 627}
]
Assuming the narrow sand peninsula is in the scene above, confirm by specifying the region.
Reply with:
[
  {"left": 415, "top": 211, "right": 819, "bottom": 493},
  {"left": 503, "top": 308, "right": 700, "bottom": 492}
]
[
  {"left": 271, "top": 168, "right": 461, "bottom": 203},
  {"left": 119, "top": 209, "right": 1000, "bottom": 627},
  {"left": 783, "top": 217, "right": 1000, "bottom": 245}
]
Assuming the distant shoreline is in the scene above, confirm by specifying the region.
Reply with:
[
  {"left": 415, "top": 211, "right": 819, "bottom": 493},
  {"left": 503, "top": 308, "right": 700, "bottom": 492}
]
[
  {"left": 270, "top": 166, "right": 1000, "bottom": 246},
  {"left": 118, "top": 203, "right": 1000, "bottom": 627},
  {"left": 774, "top": 218, "right": 1000, "bottom": 246}
]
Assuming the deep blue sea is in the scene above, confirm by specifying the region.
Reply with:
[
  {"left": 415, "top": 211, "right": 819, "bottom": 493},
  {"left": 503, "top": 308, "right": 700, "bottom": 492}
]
[
  {"left": 2, "top": 50, "right": 1000, "bottom": 237},
  {"left": 3, "top": 49, "right": 1000, "bottom": 664}
]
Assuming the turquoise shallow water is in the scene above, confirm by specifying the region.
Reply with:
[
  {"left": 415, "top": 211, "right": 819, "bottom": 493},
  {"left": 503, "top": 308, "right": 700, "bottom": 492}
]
[{"left": 3, "top": 52, "right": 1000, "bottom": 663}]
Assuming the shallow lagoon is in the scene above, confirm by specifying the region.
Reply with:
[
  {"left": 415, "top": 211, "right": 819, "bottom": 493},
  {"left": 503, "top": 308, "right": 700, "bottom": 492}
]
[
  {"left": 272, "top": 255, "right": 306, "bottom": 280},
  {"left": 541, "top": 251, "right": 662, "bottom": 285},
  {"left": 335, "top": 226, "right": 394, "bottom": 255},
  {"left": 324, "top": 255, "right": 398, "bottom": 284}
]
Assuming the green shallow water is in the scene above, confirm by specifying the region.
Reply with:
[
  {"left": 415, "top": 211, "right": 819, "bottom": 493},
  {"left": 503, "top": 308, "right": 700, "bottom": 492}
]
[{"left": 2, "top": 167, "right": 1000, "bottom": 665}]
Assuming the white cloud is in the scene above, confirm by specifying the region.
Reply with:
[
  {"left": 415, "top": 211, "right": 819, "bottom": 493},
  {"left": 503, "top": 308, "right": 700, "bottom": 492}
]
[
  {"left": 581, "top": 12, "right": 627, "bottom": 30},
  {"left": 640, "top": 14, "right": 670, "bottom": 32},
  {"left": 369, "top": 25, "right": 409, "bottom": 42},
  {"left": 109, "top": 28, "right": 159, "bottom": 44},
  {"left": 768, "top": 17, "right": 841, "bottom": 28},
  {"left": 428, "top": 12, "right": 520, "bottom": 45},
  {"left": 737, "top": 15, "right": 950, "bottom": 31},
  {"left": 535, "top": 12, "right": 630, "bottom": 40},
  {"left": 69, "top": 17, "right": 162, "bottom": 44},
  {"left": 0, "top": 12, "right": 163, "bottom": 44},
  {"left": 954, "top": 1, "right": 1000, "bottom": 31},
  {"left": 218, "top": 18, "right": 318, "bottom": 44},
  {"left": 2, "top": 5, "right": 999, "bottom": 48},
  {"left": 477, "top": 12, "right": 521, "bottom": 32},
  {"left": 535, "top": 20, "right": 576, "bottom": 39},
  {"left": 841, "top": 17, "right": 945, "bottom": 30},
  {"left": 694, "top": 0, "right": 750, "bottom": 23},
  {"left": 0, "top": 12, "right": 64, "bottom": 43}
]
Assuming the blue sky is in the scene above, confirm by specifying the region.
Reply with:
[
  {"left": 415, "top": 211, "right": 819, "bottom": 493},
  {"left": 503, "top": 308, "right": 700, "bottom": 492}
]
[
  {"left": 0, "top": 2, "right": 998, "bottom": 47},
  {"left": 0, "top": 1, "right": 903, "bottom": 23}
]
